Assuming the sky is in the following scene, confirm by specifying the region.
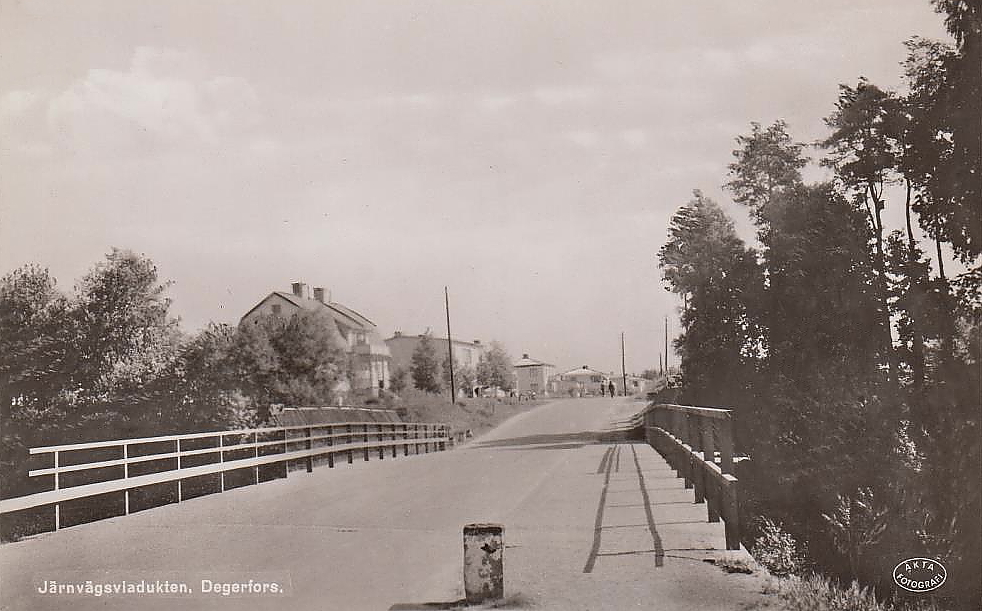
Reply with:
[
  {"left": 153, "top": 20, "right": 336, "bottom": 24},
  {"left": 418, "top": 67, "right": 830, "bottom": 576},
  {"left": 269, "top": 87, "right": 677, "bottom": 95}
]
[{"left": 0, "top": 0, "right": 951, "bottom": 376}]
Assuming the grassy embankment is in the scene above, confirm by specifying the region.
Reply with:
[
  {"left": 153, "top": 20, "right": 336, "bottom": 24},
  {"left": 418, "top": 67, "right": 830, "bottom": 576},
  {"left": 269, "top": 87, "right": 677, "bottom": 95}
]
[{"left": 393, "top": 389, "right": 550, "bottom": 440}]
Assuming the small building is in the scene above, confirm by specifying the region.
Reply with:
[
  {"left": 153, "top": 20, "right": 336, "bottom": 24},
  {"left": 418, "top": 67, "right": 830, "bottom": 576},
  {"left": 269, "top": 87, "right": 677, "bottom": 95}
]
[
  {"left": 513, "top": 354, "right": 555, "bottom": 396},
  {"left": 240, "top": 282, "right": 391, "bottom": 397},
  {"left": 551, "top": 365, "right": 611, "bottom": 397},
  {"left": 609, "top": 373, "right": 656, "bottom": 396},
  {"left": 385, "top": 332, "right": 487, "bottom": 374}
]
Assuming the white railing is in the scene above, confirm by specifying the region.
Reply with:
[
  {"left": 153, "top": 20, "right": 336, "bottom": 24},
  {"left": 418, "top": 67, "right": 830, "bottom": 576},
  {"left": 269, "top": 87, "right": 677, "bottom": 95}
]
[{"left": 0, "top": 421, "right": 451, "bottom": 531}]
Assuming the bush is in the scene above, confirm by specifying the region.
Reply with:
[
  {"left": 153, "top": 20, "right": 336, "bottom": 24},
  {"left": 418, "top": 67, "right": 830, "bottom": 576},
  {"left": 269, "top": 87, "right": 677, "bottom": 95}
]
[{"left": 753, "top": 517, "right": 805, "bottom": 577}]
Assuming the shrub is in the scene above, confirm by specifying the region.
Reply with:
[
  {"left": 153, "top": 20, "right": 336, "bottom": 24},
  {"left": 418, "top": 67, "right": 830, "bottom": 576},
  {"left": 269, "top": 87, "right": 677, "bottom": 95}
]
[{"left": 753, "top": 517, "right": 805, "bottom": 576}]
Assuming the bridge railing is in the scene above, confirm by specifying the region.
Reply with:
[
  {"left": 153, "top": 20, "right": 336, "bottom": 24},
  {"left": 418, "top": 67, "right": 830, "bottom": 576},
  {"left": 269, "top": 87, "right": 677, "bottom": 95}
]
[
  {"left": 637, "top": 403, "right": 740, "bottom": 550},
  {"left": 0, "top": 421, "right": 451, "bottom": 531}
]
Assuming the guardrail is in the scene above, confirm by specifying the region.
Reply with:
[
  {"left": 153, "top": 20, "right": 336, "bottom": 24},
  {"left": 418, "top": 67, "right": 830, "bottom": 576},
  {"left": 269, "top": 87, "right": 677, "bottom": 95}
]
[
  {"left": 0, "top": 421, "right": 450, "bottom": 531},
  {"left": 637, "top": 403, "right": 740, "bottom": 550}
]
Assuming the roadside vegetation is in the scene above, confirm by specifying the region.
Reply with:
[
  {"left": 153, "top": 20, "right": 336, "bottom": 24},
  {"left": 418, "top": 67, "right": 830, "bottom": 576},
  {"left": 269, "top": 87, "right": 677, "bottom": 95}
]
[{"left": 656, "top": 2, "right": 979, "bottom": 609}]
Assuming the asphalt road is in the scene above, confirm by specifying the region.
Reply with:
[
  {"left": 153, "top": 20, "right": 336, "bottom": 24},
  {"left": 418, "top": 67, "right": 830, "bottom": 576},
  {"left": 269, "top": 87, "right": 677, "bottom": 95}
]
[{"left": 0, "top": 397, "right": 775, "bottom": 611}]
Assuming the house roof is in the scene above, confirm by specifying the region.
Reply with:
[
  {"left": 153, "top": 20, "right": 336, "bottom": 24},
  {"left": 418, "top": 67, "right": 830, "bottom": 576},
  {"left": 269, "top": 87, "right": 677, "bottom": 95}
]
[
  {"left": 385, "top": 334, "right": 484, "bottom": 349},
  {"left": 241, "top": 290, "right": 379, "bottom": 332},
  {"left": 266, "top": 291, "right": 375, "bottom": 331},
  {"left": 514, "top": 355, "right": 554, "bottom": 368},
  {"left": 558, "top": 365, "right": 608, "bottom": 377}
]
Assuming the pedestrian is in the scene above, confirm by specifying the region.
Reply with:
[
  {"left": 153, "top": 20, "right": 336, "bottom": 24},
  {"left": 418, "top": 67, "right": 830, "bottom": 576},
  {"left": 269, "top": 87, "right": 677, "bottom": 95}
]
[
  {"left": 599, "top": 382, "right": 605, "bottom": 397},
  {"left": 608, "top": 381, "right": 615, "bottom": 397}
]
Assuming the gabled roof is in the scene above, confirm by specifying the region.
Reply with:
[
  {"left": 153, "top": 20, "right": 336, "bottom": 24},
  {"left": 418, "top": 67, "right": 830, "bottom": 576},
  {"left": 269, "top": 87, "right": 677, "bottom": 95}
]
[
  {"left": 270, "top": 291, "right": 375, "bottom": 331},
  {"left": 558, "top": 365, "right": 608, "bottom": 377},
  {"left": 241, "top": 291, "right": 376, "bottom": 333},
  {"left": 514, "top": 355, "right": 554, "bottom": 368}
]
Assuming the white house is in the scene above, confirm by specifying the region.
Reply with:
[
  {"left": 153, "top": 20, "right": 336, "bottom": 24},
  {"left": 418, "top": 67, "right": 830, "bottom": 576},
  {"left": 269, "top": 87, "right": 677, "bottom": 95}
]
[{"left": 240, "top": 282, "right": 391, "bottom": 397}]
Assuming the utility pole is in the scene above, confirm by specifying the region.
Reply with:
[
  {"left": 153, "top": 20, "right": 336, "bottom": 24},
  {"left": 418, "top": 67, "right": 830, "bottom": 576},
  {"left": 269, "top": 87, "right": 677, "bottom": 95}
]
[
  {"left": 445, "top": 286, "right": 456, "bottom": 404},
  {"left": 620, "top": 332, "right": 627, "bottom": 397}
]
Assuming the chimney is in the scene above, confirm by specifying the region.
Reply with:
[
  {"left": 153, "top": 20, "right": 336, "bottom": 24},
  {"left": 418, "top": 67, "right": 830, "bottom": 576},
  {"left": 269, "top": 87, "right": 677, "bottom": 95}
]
[
  {"left": 291, "top": 282, "right": 307, "bottom": 298},
  {"left": 313, "top": 287, "right": 326, "bottom": 303},
  {"left": 394, "top": 331, "right": 403, "bottom": 337}
]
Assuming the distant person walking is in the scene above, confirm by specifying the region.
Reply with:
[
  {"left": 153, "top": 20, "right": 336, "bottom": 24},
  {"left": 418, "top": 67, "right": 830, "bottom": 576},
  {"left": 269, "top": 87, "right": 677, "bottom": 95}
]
[
  {"left": 608, "top": 381, "right": 616, "bottom": 397},
  {"left": 599, "top": 383, "right": 605, "bottom": 397}
]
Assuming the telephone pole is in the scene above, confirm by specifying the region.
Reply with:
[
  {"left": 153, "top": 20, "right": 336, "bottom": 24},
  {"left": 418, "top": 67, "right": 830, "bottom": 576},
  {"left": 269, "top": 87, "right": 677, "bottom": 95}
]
[
  {"left": 620, "top": 332, "right": 627, "bottom": 397},
  {"left": 445, "top": 286, "right": 456, "bottom": 404}
]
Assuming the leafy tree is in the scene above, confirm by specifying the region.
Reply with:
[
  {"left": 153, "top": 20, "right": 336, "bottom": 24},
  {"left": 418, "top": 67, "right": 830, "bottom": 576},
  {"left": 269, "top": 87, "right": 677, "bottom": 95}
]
[
  {"left": 901, "top": 4, "right": 981, "bottom": 265},
  {"left": 70, "top": 248, "right": 180, "bottom": 413},
  {"left": 476, "top": 341, "right": 513, "bottom": 391},
  {"left": 725, "top": 120, "right": 808, "bottom": 229},
  {"left": 140, "top": 324, "right": 256, "bottom": 432},
  {"left": 233, "top": 309, "right": 348, "bottom": 417},
  {"left": 409, "top": 334, "right": 442, "bottom": 393},
  {"left": 658, "top": 191, "right": 763, "bottom": 440},
  {"left": 821, "top": 80, "right": 905, "bottom": 383},
  {"left": 441, "top": 353, "right": 474, "bottom": 397},
  {"left": 389, "top": 366, "right": 409, "bottom": 395},
  {"left": 0, "top": 265, "right": 74, "bottom": 422}
]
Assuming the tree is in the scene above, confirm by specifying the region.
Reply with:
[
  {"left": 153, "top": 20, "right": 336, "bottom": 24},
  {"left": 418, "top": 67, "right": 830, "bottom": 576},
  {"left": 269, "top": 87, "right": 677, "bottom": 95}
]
[
  {"left": 658, "top": 190, "right": 763, "bottom": 423},
  {"left": 409, "top": 334, "right": 441, "bottom": 393},
  {"left": 725, "top": 120, "right": 808, "bottom": 229},
  {"left": 70, "top": 248, "right": 180, "bottom": 412},
  {"left": 901, "top": 5, "right": 981, "bottom": 265},
  {"left": 476, "top": 341, "right": 513, "bottom": 391},
  {"left": 821, "top": 80, "right": 906, "bottom": 384},
  {"left": 441, "top": 353, "right": 474, "bottom": 397},
  {"left": 389, "top": 366, "right": 410, "bottom": 395},
  {"left": 232, "top": 309, "right": 349, "bottom": 417},
  {"left": 141, "top": 324, "right": 256, "bottom": 432}
]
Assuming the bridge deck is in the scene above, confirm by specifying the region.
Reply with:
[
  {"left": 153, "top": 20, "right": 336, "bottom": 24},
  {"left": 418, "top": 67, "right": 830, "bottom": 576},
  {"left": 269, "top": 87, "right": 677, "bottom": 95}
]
[{"left": 0, "top": 398, "right": 775, "bottom": 611}]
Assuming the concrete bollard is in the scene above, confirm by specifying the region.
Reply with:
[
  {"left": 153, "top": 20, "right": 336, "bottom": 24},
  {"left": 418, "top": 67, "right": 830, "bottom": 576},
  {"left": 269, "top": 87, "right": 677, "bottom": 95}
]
[{"left": 463, "top": 523, "right": 504, "bottom": 604}]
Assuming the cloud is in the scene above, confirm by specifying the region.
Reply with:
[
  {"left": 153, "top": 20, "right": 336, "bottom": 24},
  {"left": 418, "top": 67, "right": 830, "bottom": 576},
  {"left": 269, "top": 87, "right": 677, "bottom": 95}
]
[
  {"left": 533, "top": 86, "right": 597, "bottom": 106},
  {"left": 620, "top": 128, "right": 647, "bottom": 148},
  {"left": 479, "top": 94, "right": 520, "bottom": 113},
  {"left": 0, "top": 90, "right": 40, "bottom": 118},
  {"left": 43, "top": 46, "right": 260, "bottom": 157},
  {"left": 564, "top": 129, "right": 599, "bottom": 148}
]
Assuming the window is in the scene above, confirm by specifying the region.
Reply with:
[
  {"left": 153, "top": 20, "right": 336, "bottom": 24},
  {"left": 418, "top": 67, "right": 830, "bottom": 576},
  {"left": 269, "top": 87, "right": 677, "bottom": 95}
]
[{"left": 271, "top": 304, "right": 282, "bottom": 316}]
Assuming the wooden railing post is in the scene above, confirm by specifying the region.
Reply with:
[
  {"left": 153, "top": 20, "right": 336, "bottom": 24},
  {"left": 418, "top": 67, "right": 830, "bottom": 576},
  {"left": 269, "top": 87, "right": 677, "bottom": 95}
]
[
  {"left": 219, "top": 434, "right": 225, "bottom": 492},
  {"left": 690, "top": 417, "right": 705, "bottom": 503},
  {"left": 54, "top": 450, "right": 60, "bottom": 531},
  {"left": 304, "top": 427, "right": 313, "bottom": 473},
  {"left": 363, "top": 424, "right": 370, "bottom": 461},
  {"left": 701, "top": 420, "right": 719, "bottom": 521},
  {"left": 724, "top": 484, "right": 741, "bottom": 550},
  {"left": 681, "top": 414, "right": 693, "bottom": 489},
  {"left": 253, "top": 432, "right": 259, "bottom": 485},
  {"left": 123, "top": 444, "right": 130, "bottom": 515},
  {"left": 378, "top": 423, "right": 385, "bottom": 460},
  {"left": 327, "top": 426, "right": 335, "bottom": 468},
  {"left": 347, "top": 424, "right": 354, "bottom": 464},
  {"left": 404, "top": 424, "right": 409, "bottom": 456},
  {"left": 177, "top": 439, "right": 183, "bottom": 501}
]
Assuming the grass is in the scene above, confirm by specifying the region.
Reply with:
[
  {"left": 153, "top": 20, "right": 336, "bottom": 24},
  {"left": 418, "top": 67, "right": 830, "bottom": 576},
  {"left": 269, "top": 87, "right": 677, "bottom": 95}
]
[
  {"left": 767, "top": 574, "right": 945, "bottom": 611},
  {"left": 394, "top": 389, "right": 550, "bottom": 440}
]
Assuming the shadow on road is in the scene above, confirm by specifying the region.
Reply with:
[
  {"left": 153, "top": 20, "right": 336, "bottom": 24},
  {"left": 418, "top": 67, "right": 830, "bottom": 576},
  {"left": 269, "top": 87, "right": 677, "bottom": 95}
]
[{"left": 467, "top": 429, "right": 640, "bottom": 451}]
